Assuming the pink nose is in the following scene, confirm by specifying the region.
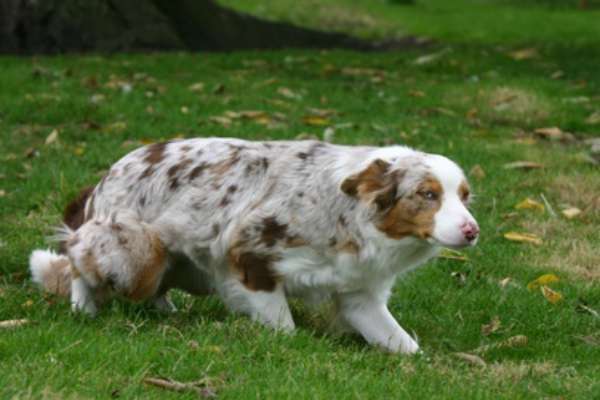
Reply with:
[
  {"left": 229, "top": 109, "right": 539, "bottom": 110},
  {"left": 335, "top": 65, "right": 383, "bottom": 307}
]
[{"left": 461, "top": 221, "right": 479, "bottom": 242}]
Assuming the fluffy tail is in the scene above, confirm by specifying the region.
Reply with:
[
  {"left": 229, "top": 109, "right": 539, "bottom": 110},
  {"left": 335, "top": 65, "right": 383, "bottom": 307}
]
[{"left": 29, "top": 249, "right": 72, "bottom": 297}]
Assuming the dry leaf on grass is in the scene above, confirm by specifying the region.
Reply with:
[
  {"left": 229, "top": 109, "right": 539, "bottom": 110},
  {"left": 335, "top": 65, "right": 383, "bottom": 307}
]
[
  {"left": 503, "top": 231, "right": 543, "bottom": 245},
  {"left": 208, "top": 116, "right": 233, "bottom": 127},
  {"left": 143, "top": 377, "right": 217, "bottom": 398},
  {"left": 533, "top": 127, "right": 573, "bottom": 141},
  {"left": 541, "top": 285, "right": 563, "bottom": 304},
  {"left": 515, "top": 198, "right": 545, "bottom": 212},
  {"left": 561, "top": 207, "right": 582, "bottom": 219},
  {"left": 105, "top": 121, "right": 127, "bottom": 133},
  {"left": 45, "top": 129, "right": 58, "bottom": 145},
  {"left": 499, "top": 277, "right": 512, "bottom": 288},
  {"left": 502, "top": 161, "right": 544, "bottom": 170},
  {"left": 508, "top": 48, "right": 539, "bottom": 60},
  {"left": 527, "top": 273, "right": 559, "bottom": 291},
  {"left": 0, "top": 319, "right": 29, "bottom": 329},
  {"left": 481, "top": 316, "right": 502, "bottom": 336},
  {"left": 277, "top": 87, "right": 301, "bottom": 100},
  {"left": 469, "top": 164, "right": 485, "bottom": 180},
  {"left": 474, "top": 335, "right": 528, "bottom": 354},
  {"left": 413, "top": 48, "right": 451, "bottom": 65},
  {"left": 302, "top": 115, "right": 330, "bottom": 126},
  {"left": 453, "top": 352, "right": 486, "bottom": 368},
  {"left": 585, "top": 111, "right": 600, "bottom": 125},
  {"left": 438, "top": 248, "right": 468, "bottom": 261},
  {"left": 188, "top": 82, "right": 205, "bottom": 92}
]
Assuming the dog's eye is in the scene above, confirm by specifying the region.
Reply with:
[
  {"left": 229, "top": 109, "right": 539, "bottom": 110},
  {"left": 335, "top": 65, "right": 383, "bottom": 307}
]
[
  {"left": 421, "top": 190, "right": 438, "bottom": 201},
  {"left": 461, "top": 191, "right": 471, "bottom": 204}
]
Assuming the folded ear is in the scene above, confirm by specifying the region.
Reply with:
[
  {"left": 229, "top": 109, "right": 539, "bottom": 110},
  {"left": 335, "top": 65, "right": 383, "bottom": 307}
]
[{"left": 341, "top": 159, "right": 397, "bottom": 210}]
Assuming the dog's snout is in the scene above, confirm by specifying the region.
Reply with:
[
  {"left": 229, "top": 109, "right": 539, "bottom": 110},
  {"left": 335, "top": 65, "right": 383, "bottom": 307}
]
[{"left": 461, "top": 221, "right": 479, "bottom": 242}]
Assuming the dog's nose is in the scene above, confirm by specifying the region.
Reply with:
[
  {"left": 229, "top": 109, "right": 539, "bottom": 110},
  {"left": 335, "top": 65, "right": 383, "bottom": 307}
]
[{"left": 461, "top": 221, "right": 479, "bottom": 242}]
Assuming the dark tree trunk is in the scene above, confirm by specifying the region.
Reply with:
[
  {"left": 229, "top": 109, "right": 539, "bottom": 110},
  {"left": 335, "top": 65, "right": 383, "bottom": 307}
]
[{"left": 0, "top": 0, "right": 422, "bottom": 54}]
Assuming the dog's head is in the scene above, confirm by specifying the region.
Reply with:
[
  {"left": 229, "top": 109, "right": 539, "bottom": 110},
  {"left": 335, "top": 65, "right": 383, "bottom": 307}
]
[{"left": 341, "top": 152, "right": 479, "bottom": 249}]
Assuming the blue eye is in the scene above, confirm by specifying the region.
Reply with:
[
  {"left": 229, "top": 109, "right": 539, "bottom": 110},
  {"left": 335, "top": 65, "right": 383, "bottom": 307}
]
[{"left": 421, "top": 191, "right": 438, "bottom": 201}]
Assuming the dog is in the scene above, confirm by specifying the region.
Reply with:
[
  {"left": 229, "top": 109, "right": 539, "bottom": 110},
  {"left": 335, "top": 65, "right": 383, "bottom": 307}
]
[{"left": 30, "top": 138, "right": 479, "bottom": 354}]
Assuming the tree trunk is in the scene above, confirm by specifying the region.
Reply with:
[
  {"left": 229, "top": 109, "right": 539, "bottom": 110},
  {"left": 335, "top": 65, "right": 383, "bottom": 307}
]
[{"left": 0, "top": 0, "right": 420, "bottom": 54}]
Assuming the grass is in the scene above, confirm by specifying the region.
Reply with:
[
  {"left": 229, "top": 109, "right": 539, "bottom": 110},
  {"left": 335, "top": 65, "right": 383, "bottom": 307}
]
[{"left": 1, "top": 0, "right": 599, "bottom": 398}]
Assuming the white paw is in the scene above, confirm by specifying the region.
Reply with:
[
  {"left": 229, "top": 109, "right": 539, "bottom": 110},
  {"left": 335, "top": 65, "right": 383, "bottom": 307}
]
[
  {"left": 71, "top": 299, "right": 97, "bottom": 316},
  {"left": 399, "top": 337, "right": 421, "bottom": 355}
]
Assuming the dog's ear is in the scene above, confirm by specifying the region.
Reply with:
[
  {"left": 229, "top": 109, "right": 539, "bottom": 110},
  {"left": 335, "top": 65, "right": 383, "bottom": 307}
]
[{"left": 341, "top": 159, "right": 397, "bottom": 210}]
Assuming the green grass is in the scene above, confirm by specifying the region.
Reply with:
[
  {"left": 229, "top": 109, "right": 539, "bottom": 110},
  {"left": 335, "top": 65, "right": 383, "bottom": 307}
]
[{"left": 1, "top": 0, "right": 599, "bottom": 398}]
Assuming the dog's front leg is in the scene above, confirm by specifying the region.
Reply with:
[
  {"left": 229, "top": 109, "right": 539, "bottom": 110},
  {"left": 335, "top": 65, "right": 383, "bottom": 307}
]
[{"left": 337, "top": 292, "right": 420, "bottom": 354}]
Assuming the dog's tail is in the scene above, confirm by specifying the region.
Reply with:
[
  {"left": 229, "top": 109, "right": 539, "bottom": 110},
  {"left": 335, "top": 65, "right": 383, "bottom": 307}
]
[
  {"left": 30, "top": 186, "right": 95, "bottom": 297},
  {"left": 30, "top": 225, "right": 76, "bottom": 297},
  {"left": 29, "top": 248, "right": 72, "bottom": 297}
]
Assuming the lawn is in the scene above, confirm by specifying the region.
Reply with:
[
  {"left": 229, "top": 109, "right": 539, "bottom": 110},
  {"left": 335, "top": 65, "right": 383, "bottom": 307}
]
[{"left": 1, "top": 0, "right": 599, "bottom": 398}]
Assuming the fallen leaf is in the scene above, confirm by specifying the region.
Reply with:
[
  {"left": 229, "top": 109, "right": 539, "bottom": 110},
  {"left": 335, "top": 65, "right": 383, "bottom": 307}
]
[
  {"left": 527, "top": 273, "right": 560, "bottom": 291},
  {"left": 469, "top": 164, "right": 485, "bottom": 180},
  {"left": 541, "top": 285, "right": 563, "bottom": 304},
  {"left": 408, "top": 89, "right": 426, "bottom": 97},
  {"left": 188, "top": 82, "right": 205, "bottom": 92},
  {"left": 143, "top": 377, "right": 217, "bottom": 398},
  {"left": 533, "top": 127, "right": 574, "bottom": 142},
  {"left": 561, "top": 207, "right": 582, "bottom": 219},
  {"left": 90, "top": 93, "right": 106, "bottom": 104},
  {"left": 302, "top": 115, "right": 330, "bottom": 126},
  {"left": 473, "top": 335, "right": 528, "bottom": 354},
  {"left": 341, "top": 67, "right": 384, "bottom": 77},
  {"left": 481, "top": 316, "right": 501, "bottom": 336},
  {"left": 438, "top": 248, "right": 468, "bottom": 261},
  {"left": 502, "top": 161, "right": 544, "bottom": 170},
  {"left": 499, "top": 277, "right": 512, "bottom": 288},
  {"left": 453, "top": 352, "right": 486, "bottom": 367},
  {"left": 503, "top": 335, "right": 528, "bottom": 348},
  {"left": 180, "top": 106, "right": 189, "bottom": 114},
  {"left": 208, "top": 116, "right": 232, "bottom": 127},
  {"left": 0, "top": 319, "right": 29, "bottom": 329},
  {"left": 277, "top": 87, "right": 301, "bottom": 100},
  {"left": 534, "top": 127, "right": 562, "bottom": 139},
  {"left": 515, "top": 198, "right": 544, "bottom": 212},
  {"left": 585, "top": 111, "right": 600, "bottom": 125},
  {"left": 414, "top": 48, "right": 451, "bottom": 65},
  {"left": 508, "top": 48, "right": 539, "bottom": 60},
  {"left": 105, "top": 121, "right": 127, "bottom": 133},
  {"left": 45, "top": 129, "right": 59, "bottom": 145},
  {"left": 504, "top": 231, "right": 543, "bottom": 245},
  {"left": 306, "top": 108, "right": 339, "bottom": 117}
]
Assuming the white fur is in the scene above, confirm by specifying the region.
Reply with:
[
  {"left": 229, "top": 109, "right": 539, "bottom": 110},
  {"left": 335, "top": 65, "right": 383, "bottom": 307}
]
[{"left": 29, "top": 249, "right": 65, "bottom": 287}]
